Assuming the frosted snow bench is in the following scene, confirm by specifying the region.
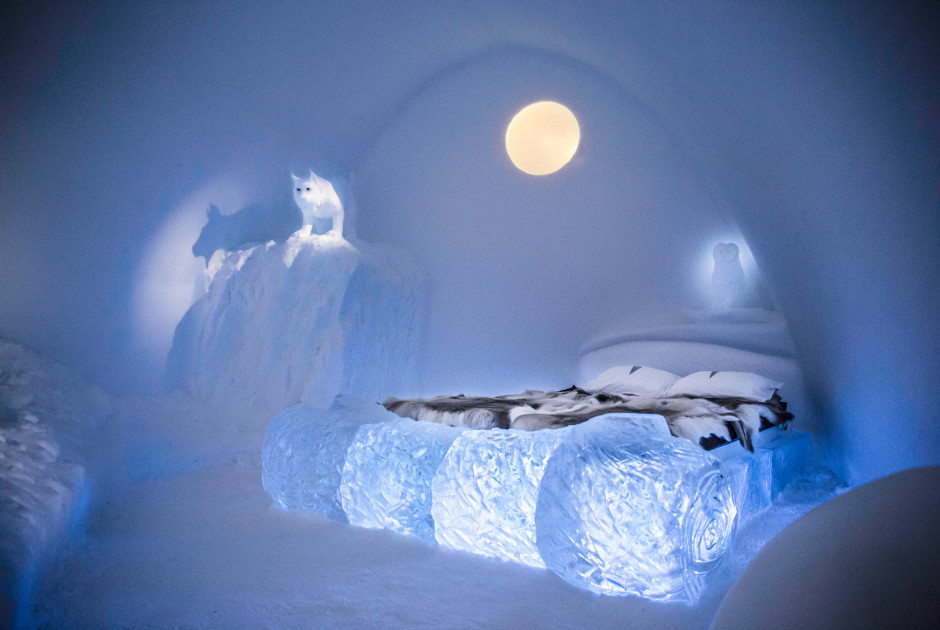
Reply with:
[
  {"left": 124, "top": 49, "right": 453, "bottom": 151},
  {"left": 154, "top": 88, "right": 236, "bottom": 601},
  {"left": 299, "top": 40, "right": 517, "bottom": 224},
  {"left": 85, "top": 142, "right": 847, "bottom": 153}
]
[{"left": 262, "top": 395, "right": 818, "bottom": 602}]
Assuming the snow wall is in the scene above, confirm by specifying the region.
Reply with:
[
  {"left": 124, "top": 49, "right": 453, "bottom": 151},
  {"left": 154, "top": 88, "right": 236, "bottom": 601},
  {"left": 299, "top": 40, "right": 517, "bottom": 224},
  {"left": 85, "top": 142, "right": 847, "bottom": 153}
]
[
  {"left": 0, "top": 1, "right": 937, "bottom": 486},
  {"left": 0, "top": 339, "right": 116, "bottom": 629}
]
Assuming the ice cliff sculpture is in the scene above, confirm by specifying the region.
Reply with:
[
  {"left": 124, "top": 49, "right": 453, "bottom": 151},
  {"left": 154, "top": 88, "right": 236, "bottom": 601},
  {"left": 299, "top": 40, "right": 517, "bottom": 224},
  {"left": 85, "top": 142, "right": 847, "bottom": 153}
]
[
  {"left": 292, "top": 170, "right": 345, "bottom": 238},
  {"left": 167, "top": 231, "right": 425, "bottom": 416},
  {"left": 263, "top": 402, "right": 804, "bottom": 602},
  {"left": 0, "top": 338, "right": 115, "bottom": 629}
]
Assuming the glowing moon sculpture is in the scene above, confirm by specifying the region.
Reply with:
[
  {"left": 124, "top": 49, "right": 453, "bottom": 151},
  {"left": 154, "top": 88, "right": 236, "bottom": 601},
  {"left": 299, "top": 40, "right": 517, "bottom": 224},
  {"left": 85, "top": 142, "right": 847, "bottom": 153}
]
[{"left": 505, "top": 101, "right": 580, "bottom": 175}]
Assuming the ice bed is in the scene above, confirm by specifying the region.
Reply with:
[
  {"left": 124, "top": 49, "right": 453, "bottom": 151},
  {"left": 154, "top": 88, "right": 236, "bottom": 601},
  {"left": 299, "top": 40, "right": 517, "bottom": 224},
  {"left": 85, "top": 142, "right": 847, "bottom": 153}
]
[{"left": 262, "top": 329, "right": 820, "bottom": 603}]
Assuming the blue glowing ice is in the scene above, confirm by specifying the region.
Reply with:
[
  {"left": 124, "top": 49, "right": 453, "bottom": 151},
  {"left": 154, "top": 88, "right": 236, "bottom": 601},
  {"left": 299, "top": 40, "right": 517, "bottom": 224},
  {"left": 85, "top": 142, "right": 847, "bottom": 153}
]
[
  {"left": 261, "top": 396, "right": 397, "bottom": 522},
  {"left": 262, "top": 405, "right": 760, "bottom": 602},
  {"left": 535, "top": 415, "right": 737, "bottom": 602},
  {"left": 724, "top": 448, "right": 773, "bottom": 523},
  {"left": 770, "top": 430, "right": 816, "bottom": 498},
  {"left": 339, "top": 419, "right": 464, "bottom": 542},
  {"left": 431, "top": 426, "right": 570, "bottom": 567},
  {"left": 704, "top": 429, "right": 819, "bottom": 527}
]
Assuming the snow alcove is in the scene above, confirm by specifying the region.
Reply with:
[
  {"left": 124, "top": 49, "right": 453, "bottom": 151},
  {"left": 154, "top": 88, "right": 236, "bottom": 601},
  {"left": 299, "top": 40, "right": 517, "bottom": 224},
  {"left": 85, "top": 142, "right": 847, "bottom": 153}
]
[{"left": 1, "top": 1, "right": 938, "bottom": 628}]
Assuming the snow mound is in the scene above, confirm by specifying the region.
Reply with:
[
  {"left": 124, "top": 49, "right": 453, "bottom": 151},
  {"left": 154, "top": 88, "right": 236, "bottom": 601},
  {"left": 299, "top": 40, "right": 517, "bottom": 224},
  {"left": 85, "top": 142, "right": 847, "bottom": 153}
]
[
  {"left": 0, "top": 338, "right": 115, "bottom": 629},
  {"left": 167, "top": 234, "right": 425, "bottom": 416}
]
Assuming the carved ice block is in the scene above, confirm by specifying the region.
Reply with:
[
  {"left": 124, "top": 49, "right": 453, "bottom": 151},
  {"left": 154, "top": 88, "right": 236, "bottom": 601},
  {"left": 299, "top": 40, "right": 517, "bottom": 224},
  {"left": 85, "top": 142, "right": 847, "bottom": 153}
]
[
  {"left": 430, "top": 426, "right": 571, "bottom": 567},
  {"left": 261, "top": 396, "right": 396, "bottom": 522},
  {"left": 535, "top": 415, "right": 737, "bottom": 602},
  {"left": 340, "top": 419, "right": 464, "bottom": 542}
]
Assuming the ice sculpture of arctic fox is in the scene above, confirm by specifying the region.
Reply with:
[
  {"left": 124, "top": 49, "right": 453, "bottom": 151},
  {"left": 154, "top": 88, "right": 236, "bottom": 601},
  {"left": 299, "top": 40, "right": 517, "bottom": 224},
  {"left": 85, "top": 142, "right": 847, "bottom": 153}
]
[{"left": 292, "top": 170, "right": 344, "bottom": 237}]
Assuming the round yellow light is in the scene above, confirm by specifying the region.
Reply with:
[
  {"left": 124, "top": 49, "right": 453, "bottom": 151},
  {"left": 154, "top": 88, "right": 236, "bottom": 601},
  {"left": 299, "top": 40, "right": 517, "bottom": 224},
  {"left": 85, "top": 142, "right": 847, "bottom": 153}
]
[{"left": 505, "top": 101, "right": 580, "bottom": 175}]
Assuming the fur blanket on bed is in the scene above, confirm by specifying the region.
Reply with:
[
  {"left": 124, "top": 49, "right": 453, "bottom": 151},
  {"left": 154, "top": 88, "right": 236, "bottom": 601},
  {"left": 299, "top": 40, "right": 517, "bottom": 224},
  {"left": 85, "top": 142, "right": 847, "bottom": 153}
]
[{"left": 384, "top": 386, "right": 792, "bottom": 451}]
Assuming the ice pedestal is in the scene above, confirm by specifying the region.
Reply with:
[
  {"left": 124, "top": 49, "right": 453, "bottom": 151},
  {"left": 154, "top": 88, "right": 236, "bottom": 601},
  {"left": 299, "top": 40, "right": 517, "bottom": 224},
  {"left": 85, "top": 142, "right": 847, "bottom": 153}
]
[
  {"left": 167, "top": 234, "right": 424, "bottom": 416},
  {"left": 340, "top": 419, "right": 464, "bottom": 542},
  {"left": 535, "top": 416, "right": 737, "bottom": 602},
  {"left": 261, "top": 396, "right": 398, "bottom": 522}
]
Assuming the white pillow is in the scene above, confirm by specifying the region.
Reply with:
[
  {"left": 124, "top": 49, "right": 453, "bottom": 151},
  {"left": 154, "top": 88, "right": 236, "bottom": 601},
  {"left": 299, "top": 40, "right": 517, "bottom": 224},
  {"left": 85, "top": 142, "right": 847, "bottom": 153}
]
[
  {"left": 581, "top": 365, "right": 680, "bottom": 397},
  {"left": 665, "top": 371, "right": 782, "bottom": 401}
]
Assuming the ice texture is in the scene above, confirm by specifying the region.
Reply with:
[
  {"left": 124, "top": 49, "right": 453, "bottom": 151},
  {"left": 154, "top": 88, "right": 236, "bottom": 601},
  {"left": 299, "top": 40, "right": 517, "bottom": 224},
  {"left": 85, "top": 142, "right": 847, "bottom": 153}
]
[
  {"left": 340, "top": 419, "right": 464, "bottom": 542},
  {"left": 167, "top": 234, "right": 424, "bottom": 416},
  {"left": 431, "top": 426, "right": 570, "bottom": 567},
  {"left": 261, "top": 396, "right": 397, "bottom": 522},
  {"left": 535, "top": 415, "right": 737, "bottom": 602},
  {"left": 261, "top": 402, "right": 817, "bottom": 603},
  {"left": 770, "top": 430, "right": 816, "bottom": 497},
  {"left": 724, "top": 449, "right": 773, "bottom": 524},
  {"left": 720, "top": 430, "right": 818, "bottom": 524}
]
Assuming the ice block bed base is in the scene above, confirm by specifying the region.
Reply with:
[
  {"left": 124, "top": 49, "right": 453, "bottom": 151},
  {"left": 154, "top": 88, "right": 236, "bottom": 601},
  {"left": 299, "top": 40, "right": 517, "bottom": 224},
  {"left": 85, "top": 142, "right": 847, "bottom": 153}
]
[{"left": 262, "top": 396, "right": 819, "bottom": 603}]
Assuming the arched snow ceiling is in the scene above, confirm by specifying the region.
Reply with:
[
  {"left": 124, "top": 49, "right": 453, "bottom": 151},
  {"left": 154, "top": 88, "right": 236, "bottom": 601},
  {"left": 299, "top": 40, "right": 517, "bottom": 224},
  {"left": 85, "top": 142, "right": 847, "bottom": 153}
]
[{"left": 355, "top": 44, "right": 757, "bottom": 392}]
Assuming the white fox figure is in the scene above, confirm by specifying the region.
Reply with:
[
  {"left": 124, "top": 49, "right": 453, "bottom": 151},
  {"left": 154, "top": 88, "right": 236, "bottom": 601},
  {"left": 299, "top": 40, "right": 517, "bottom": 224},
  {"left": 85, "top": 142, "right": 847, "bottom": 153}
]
[{"left": 292, "top": 170, "right": 344, "bottom": 237}]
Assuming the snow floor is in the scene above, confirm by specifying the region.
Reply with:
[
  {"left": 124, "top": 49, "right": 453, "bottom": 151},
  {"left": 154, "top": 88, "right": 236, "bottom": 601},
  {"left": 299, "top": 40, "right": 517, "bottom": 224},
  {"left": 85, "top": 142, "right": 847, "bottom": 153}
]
[{"left": 27, "top": 390, "right": 844, "bottom": 629}]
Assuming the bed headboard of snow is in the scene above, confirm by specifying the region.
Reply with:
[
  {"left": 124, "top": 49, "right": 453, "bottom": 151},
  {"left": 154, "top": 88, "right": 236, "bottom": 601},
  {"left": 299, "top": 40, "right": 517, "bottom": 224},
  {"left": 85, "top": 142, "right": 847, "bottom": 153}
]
[{"left": 577, "top": 319, "right": 811, "bottom": 430}]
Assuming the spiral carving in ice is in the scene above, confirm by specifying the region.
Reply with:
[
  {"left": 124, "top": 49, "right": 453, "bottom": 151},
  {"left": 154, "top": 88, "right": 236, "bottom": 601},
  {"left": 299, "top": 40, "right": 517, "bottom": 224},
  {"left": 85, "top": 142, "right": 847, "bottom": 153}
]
[
  {"left": 261, "top": 396, "right": 397, "bottom": 522},
  {"left": 535, "top": 415, "right": 737, "bottom": 602},
  {"left": 339, "top": 419, "right": 464, "bottom": 542},
  {"left": 679, "top": 467, "right": 737, "bottom": 599}
]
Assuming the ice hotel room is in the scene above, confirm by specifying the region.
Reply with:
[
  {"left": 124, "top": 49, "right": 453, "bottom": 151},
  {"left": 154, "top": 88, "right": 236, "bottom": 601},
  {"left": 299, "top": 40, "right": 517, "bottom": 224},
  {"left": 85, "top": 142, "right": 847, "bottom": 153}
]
[{"left": 0, "top": 1, "right": 937, "bottom": 628}]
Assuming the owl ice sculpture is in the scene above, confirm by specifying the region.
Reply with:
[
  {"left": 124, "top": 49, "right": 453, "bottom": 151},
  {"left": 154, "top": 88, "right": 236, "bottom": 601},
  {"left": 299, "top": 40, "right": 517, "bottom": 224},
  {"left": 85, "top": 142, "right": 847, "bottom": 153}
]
[{"left": 710, "top": 242, "right": 747, "bottom": 309}]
